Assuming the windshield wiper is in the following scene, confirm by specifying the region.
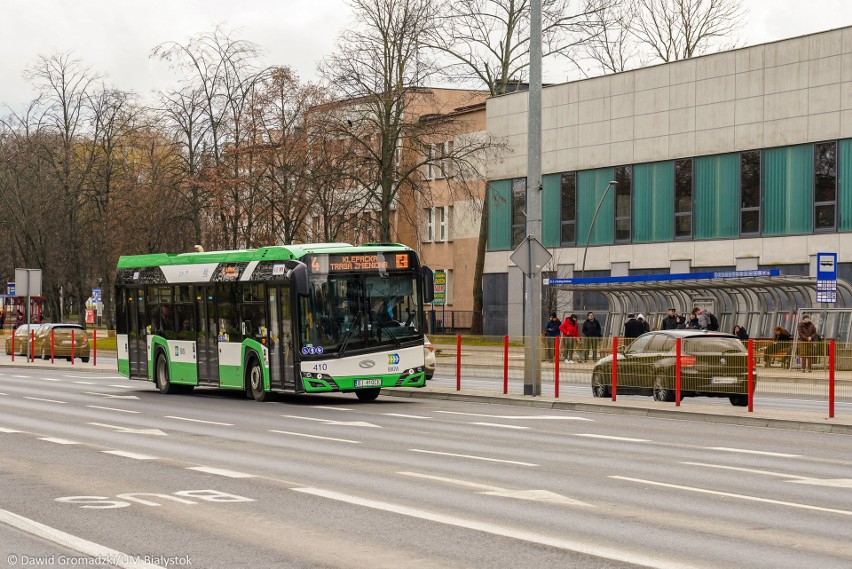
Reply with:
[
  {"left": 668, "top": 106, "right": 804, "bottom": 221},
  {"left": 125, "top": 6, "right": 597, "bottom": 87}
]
[
  {"left": 337, "top": 311, "right": 364, "bottom": 359},
  {"left": 378, "top": 323, "right": 402, "bottom": 349}
]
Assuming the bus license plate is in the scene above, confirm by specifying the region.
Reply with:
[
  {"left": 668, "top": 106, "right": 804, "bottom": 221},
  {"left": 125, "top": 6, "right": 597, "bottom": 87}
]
[{"left": 355, "top": 379, "right": 381, "bottom": 387}]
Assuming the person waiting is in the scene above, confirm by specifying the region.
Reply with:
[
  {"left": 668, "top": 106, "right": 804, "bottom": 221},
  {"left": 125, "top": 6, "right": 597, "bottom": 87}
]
[{"left": 763, "top": 326, "right": 792, "bottom": 367}]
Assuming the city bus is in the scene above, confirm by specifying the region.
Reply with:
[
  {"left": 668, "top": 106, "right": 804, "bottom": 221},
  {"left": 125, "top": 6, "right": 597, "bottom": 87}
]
[{"left": 115, "top": 243, "right": 433, "bottom": 401}]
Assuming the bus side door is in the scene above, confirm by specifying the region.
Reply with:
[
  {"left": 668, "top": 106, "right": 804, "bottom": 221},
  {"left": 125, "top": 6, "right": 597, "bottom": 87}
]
[
  {"left": 195, "top": 286, "right": 220, "bottom": 385},
  {"left": 128, "top": 288, "right": 148, "bottom": 379},
  {"left": 268, "top": 285, "right": 295, "bottom": 390}
]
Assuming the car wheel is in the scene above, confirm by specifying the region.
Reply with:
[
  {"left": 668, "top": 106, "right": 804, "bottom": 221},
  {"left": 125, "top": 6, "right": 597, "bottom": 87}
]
[
  {"left": 425, "top": 373, "right": 433, "bottom": 381},
  {"left": 729, "top": 394, "right": 749, "bottom": 407},
  {"left": 246, "top": 357, "right": 269, "bottom": 402},
  {"left": 155, "top": 352, "right": 176, "bottom": 394},
  {"left": 591, "top": 371, "right": 611, "bottom": 398},
  {"left": 355, "top": 388, "right": 381, "bottom": 401},
  {"left": 81, "top": 357, "right": 90, "bottom": 363},
  {"left": 653, "top": 375, "right": 675, "bottom": 402}
]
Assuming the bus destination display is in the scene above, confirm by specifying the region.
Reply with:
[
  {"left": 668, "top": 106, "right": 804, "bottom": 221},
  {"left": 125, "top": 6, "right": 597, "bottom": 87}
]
[{"left": 310, "top": 253, "right": 410, "bottom": 273}]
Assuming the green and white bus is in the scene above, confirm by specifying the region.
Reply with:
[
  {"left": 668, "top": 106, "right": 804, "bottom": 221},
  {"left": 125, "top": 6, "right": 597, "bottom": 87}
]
[{"left": 115, "top": 243, "right": 434, "bottom": 401}]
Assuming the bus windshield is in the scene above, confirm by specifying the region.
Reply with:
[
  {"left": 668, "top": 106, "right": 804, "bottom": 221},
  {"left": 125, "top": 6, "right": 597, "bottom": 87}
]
[{"left": 297, "top": 272, "right": 423, "bottom": 356}]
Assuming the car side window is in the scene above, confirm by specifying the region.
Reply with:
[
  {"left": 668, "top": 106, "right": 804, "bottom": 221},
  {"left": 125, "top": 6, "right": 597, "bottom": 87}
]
[
  {"left": 646, "top": 334, "right": 670, "bottom": 352},
  {"left": 628, "top": 334, "right": 653, "bottom": 353},
  {"left": 660, "top": 337, "right": 676, "bottom": 352}
]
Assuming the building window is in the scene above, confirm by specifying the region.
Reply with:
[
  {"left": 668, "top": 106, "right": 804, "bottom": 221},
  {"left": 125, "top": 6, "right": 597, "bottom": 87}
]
[
  {"left": 441, "top": 141, "right": 454, "bottom": 178},
  {"left": 560, "top": 172, "right": 576, "bottom": 245},
  {"left": 674, "top": 159, "right": 693, "bottom": 239},
  {"left": 423, "top": 144, "right": 434, "bottom": 180},
  {"left": 440, "top": 205, "right": 453, "bottom": 242},
  {"left": 445, "top": 269, "right": 453, "bottom": 305},
  {"left": 511, "top": 178, "right": 526, "bottom": 247},
  {"left": 814, "top": 141, "right": 837, "bottom": 231},
  {"left": 740, "top": 150, "right": 761, "bottom": 235},
  {"left": 423, "top": 208, "right": 434, "bottom": 242},
  {"left": 614, "top": 166, "right": 632, "bottom": 242}
]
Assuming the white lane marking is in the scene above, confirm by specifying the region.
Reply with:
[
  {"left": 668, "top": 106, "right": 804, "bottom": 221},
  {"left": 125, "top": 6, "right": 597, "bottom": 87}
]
[
  {"left": 435, "top": 411, "right": 592, "bottom": 421},
  {"left": 87, "top": 405, "right": 141, "bottom": 414},
  {"left": 37, "top": 377, "right": 62, "bottom": 382},
  {"left": 269, "top": 429, "right": 361, "bottom": 444},
  {"left": 24, "top": 397, "right": 67, "bottom": 404},
  {"left": 73, "top": 381, "right": 95, "bottom": 385},
  {"left": 88, "top": 423, "right": 167, "bottom": 436},
  {"left": 708, "top": 446, "right": 801, "bottom": 458},
  {"left": 85, "top": 392, "right": 139, "bottom": 400},
  {"left": 0, "top": 508, "right": 166, "bottom": 569},
  {"left": 0, "top": 427, "right": 21, "bottom": 433},
  {"left": 471, "top": 422, "right": 529, "bottom": 430},
  {"left": 574, "top": 434, "right": 651, "bottom": 442},
  {"left": 102, "top": 450, "right": 159, "bottom": 460},
  {"left": 681, "top": 462, "right": 806, "bottom": 479},
  {"left": 12, "top": 375, "right": 29, "bottom": 378},
  {"left": 611, "top": 476, "right": 852, "bottom": 517},
  {"left": 313, "top": 406, "right": 354, "bottom": 411},
  {"left": 293, "top": 488, "right": 690, "bottom": 569},
  {"left": 39, "top": 437, "right": 79, "bottom": 445},
  {"left": 383, "top": 413, "right": 433, "bottom": 419},
  {"left": 790, "top": 478, "right": 852, "bottom": 488},
  {"left": 409, "top": 449, "right": 538, "bottom": 467},
  {"left": 164, "top": 416, "right": 234, "bottom": 426},
  {"left": 66, "top": 374, "right": 123, "bottom": 379},
  {"left": 187, "top": 466, "right": 256, "bottom": 478},
  {"left": 281, "top": 415, "right": 381, "bottom": 428},
  {"left": 0, "top": 392, "right": 8, "bottom": 396},
  {"left": 108, "top": 384, "right": 138, "bottom": 389}
]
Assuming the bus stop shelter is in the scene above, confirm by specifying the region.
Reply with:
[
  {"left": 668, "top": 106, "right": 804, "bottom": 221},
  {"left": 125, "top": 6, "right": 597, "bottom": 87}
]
[{"left": 544, "top": 269, "right": 852, "bottom": 341}]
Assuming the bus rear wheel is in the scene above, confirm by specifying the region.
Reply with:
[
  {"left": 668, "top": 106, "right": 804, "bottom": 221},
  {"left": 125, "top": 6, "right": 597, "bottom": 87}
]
[
  {"left": 155, "top": 352, "right": 176, "bottom": 394},
  {"left": 247, "top": 358, "right": 269, "bottom": 402},
  {"left": 355, "top": 388, "right": 381, "bottom": 402}
]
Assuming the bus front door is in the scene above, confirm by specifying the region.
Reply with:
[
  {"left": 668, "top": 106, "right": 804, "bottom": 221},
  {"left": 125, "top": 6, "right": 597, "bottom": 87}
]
[
  {"left": 268, "top": 285, "right": 295, "bottom": 390},
  {"left": 128, "top": 288, "right": 148, "bottom": 379},
  {"left": 196, "top": 286, "right": 219, "bottom": 385}
]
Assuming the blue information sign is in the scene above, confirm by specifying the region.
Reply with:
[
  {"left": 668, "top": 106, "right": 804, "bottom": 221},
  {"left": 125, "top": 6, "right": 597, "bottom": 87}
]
[{"left": 816, "top": 252, "right": 837, "bottom": 304}]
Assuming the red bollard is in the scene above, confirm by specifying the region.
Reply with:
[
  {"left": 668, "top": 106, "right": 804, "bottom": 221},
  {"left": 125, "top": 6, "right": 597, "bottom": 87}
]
[
  {"left": 554, "top": 335, "right": 560, "bottom": 399},
  {"left": 675, "top": 337, "right": 682, "bottom": 406},
  {"left": 747, "top": 339, "right": 754, "bottom": 412},
  {"left": 456, "top": 334, "right": 461, "bottom": 391},
  {"left": 829, "top": 340, "right": 835, "bottom": 419},
  {"left": 50, "top": 329, "right": 55, "bottom": 364},
  {"left": 30, "top": 330, "right": 35, "bottom": 363},
  {"left": 93, "top": 329, "right": 97, "bottom": 366},
  {"left": 611, "top": 336, "right": 618, "bottom": 401},
  {"left": 71, "top": 329, "right": 75, "bottom": 365},
  {"left": 503, "top": 335, "right": 509, "bottom": 395}
]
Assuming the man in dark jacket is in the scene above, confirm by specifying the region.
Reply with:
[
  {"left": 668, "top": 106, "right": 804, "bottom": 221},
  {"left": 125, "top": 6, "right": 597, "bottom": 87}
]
[
  {"left": 543, "top": 312, "right": 561, "bottom": 362},
  {"left": 623, "top": 314, "right": 645, "bottom": 342},
  {"left": 581, "top": 312, "right": 602, "bottom": 362},
  {"left": 661, "top": 308, "right": 678, "bottom": 330}
]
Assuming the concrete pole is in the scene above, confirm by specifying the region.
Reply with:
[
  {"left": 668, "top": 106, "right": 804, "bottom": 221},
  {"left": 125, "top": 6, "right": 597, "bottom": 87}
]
[{"left": 524, "top": 0, "right": 543, "bottom": 396}]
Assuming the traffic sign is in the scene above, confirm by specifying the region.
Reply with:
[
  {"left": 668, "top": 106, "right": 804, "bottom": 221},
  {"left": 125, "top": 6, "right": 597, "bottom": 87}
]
[
  {"left": 432, "top": 271, "right": 446, "bottom": 305},
  {"left": 510, "top": 236, "right": 551, "bottom": 278}
]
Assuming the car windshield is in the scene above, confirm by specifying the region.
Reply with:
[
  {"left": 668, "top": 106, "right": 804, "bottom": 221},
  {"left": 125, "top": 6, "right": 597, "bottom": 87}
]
[
  {"left": 297, "top": 272, "right": 423, "bottom": 357},
  {"left": 684, "top": 337, "right": 746, "bottom": 353}
]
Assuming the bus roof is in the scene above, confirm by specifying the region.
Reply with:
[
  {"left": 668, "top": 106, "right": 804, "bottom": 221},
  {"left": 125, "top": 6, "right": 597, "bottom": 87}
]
[{"left": 117, "top": 243, "right": 413, "bottom": 269}]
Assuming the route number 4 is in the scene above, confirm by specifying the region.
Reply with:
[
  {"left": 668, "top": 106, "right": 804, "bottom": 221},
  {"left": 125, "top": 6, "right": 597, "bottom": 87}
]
[{"left": 56, "top": 489, "right": 254, "bottom": 509}]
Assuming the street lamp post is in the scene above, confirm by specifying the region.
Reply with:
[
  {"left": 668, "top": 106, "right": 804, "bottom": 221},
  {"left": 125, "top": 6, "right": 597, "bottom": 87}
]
[{"left": 579, "top": 181, "right": 617, "bottom": 310}]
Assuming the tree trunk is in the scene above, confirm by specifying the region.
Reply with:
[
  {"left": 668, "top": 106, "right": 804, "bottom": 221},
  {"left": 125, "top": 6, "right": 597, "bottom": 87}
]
[{"left": 470, "top": 195, "right": 488, "bottom": 335}]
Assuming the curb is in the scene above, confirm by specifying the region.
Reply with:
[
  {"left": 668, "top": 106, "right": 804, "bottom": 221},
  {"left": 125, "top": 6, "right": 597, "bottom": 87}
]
[{"left": 385, "top": 388, "right": 852, "bottom": 436}]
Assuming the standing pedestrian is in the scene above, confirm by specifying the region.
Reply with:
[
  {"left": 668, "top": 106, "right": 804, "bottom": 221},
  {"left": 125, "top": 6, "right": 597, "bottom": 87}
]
[
  {"left": 623, "top": 313, "right": 644, "bottom": 341},
  {"left": 560, "top": 314, "right": 580, "bottom": 363},
  {"left": 543, "top": 312, "right": 561, "bottom": 362},
  {"left": 797, "top": 314, "right": 819, "bottom": 373},
  {"left": 581, "top": 312, "right": 602, "bottom": 362},
  {"left": 661, "top": 308, "right": 678, "bottom": 330}
]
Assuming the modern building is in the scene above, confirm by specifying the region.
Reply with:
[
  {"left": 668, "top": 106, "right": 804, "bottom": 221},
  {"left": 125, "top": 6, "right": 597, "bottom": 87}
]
[{"left": 483, "top": 26, "right": 852, "bottom": 337}]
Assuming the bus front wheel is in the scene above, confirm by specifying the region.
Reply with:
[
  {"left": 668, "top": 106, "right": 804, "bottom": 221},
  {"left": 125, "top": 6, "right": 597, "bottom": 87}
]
[
  {"left": 355, "top": 388, "right": 381, "bottom": 402},
  {"left": 155, "top": 352, "right": 176, "bottom": 394},
  {"left": 247, "top": 358, "right": 269, "bottom": 402}
]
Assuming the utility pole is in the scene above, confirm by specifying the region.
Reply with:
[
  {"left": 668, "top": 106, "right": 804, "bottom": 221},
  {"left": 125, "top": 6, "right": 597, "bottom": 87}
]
[{"left": 523, "top": 0, "right": 543, "bottom": 396}]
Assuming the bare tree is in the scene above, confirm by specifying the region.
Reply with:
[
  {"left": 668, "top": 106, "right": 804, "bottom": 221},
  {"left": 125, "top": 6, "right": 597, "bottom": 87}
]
[
  {"left": 632, "top": 0, "right": 745, "bottom": 62},
  {"left": 576, "top": 1, "right": 640, "bottom": 74}
]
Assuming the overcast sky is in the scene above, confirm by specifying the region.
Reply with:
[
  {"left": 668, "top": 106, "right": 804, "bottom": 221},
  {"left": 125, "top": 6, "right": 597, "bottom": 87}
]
[{"left": 2, "top": 0, "right": 851, "bottom": 111}]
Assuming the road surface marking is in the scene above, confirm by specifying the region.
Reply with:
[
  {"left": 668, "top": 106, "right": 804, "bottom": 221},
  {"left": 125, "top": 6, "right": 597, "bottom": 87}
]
[
  {"left": 13, "top": 375, "right": 29, "bottom": 378},
  {"left": 39, "top": 437, "right": 79, "bottom": 445},
  {"left": 681, "top": 462, "right": 807, "bottom": 479},
  {"left": 187, "top": 466, "right": 256, "bottom": 478},
  {"left": 102, "top": 450, "right": 159, "bottom": 460},
  {"left": 87, "top": 405, "right": 141, "bottom": 414},
  {"left": 435, "top": 411, "right": 592, "bottom": 421},
  {"left": 313, "top": 406, "right": 354, "bottom": 411},
  {"left": 24, "top": 397, "right": 67, "bottom": 404},
  {"left": 85, "top": 391, "right": 139, "bottom": 400},
  {"left": 37, "top": 377, "right": 61, "bottom": 382},
  {"left": 573, "top": 434, "right": 651, "bottom": 442},
  {"left": 109, "top": 384, "right": 138, "bottom": 389},
  {"left": 708, "top": 446, "right": 800, "bottom": 458},
  {"left": 66, "top": 374, "right": 123, "bottom": 379},
  {"left": 292, "top": 487, "right": 693, "bottom": 569},
  {"left": 471, "top": 422, "right": 529, "bottom": 430},
  {"left": 0, "top": 427, "right": 21, "bottom": 433},
  {"left": 88, "top": 422, "right": 167, "bottom": 436},
  {"left": 269, "top": 429, "right": 361, "bottom": 444},
  {"left": 0, "top": 392, "right": 8, "bottom": 396},
  {"left": 73, "top": 381, "right": 95, "bottom": 385},
  {"left": 408, "top": 449, "right": 538, "bottom": 467},
  {"left": 684, "top": 462, "right": 852, "bottom": 488},
  {"left": 0, "top": 508, "right": 166, "bottom": 569},
  {"left": 611, "top": 476, "right": 852, "bottom": 517},
  {"left": 384, "top": 413, "right": 433, "bottom": 419},
  {"left": 398, "top": 471, "right": 593, "bottom": 506},
  {"left": 281, "top": 415, "right": 381, "bottom": 428},
  {"left": 165, "top": 416, "right": 234, "bottom": 426}
]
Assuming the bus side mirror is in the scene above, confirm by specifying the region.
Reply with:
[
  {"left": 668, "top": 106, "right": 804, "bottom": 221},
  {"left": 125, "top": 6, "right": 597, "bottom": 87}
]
[
  {"left": 422, "top": 266, "right": 434, "bottom": 304},
  {"left": 285, "top": 261, "right": 310, "bottom": 297}
]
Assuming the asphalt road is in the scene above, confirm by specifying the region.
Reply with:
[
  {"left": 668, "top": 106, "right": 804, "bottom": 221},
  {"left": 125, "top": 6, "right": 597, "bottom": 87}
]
[{"left": 1, "top": 367, "right": 852, "bottom": 568}]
